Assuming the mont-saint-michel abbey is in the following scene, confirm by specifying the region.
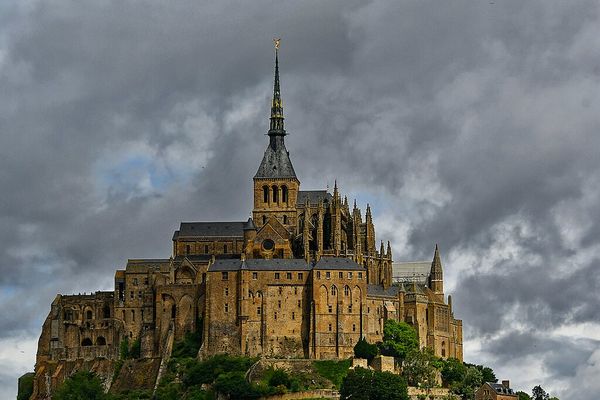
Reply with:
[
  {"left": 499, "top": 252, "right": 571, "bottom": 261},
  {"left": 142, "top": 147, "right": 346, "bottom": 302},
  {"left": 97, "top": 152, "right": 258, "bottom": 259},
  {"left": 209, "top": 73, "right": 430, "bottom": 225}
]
[{"left": 31, "top": 45, "right": 462, "bottom": 398}]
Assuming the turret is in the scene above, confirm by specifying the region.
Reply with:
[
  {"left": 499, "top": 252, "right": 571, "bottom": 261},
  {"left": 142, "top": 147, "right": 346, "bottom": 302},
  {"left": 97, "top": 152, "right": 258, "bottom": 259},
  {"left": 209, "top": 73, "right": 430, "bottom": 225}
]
[{"left": 429, "top": 244, "right": 444, "bottom": 295}]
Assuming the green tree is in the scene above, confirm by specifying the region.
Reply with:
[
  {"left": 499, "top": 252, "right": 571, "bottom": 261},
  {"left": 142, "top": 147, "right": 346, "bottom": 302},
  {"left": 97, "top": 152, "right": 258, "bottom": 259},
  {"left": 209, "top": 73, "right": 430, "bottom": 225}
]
[
  {"left": 354, "top": 337, "right": 379, "bottom": 362},
  {"left": 340, "top": 367, "right": 372, "bottom": 400},
  {"left": 440, "top": 357, "right": 466, "bottom": 386},
  {"left": 451, "top": 366, "right": 483, "bottom": 400},
  {"left": 516, "top": 391, "right": 532, "bottom": 400},
  {"left": 532, "top": 385, "right": 549, "bottom": 400},
  {"left": 379, "top": 320, "right": 419, "bottom": 359},
  {"left": 371, "top": 370, "right": 409, "bottom": 400},
  {"left": 213, "top": 371, "right": 261, "bottom": 400},
  {"left": 53, "top": 371, "right": 107, "bottom": 400},
  {"left": 402, "top": 348, "right": 438, "bottom": 389}
]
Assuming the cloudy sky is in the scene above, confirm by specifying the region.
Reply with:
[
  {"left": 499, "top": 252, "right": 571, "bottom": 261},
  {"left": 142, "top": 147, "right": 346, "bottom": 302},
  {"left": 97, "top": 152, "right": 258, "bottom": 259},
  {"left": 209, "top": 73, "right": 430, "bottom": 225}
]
[{"left": 1, "top": 0, "right": 599, "bottom": 398}]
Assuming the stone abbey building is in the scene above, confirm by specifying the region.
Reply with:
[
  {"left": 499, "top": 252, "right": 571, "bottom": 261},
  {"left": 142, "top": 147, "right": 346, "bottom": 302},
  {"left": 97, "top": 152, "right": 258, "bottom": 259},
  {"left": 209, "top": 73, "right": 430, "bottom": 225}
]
[{"left": 32, "top": 46, "right": 462, "bottom": 397}]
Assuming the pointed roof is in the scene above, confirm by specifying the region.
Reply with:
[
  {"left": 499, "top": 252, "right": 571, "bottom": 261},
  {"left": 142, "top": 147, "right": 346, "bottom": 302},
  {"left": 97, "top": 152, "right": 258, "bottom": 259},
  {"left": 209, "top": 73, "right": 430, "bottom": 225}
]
[{"left": 254, "top": 41, "right": 297, "bottom": 180}]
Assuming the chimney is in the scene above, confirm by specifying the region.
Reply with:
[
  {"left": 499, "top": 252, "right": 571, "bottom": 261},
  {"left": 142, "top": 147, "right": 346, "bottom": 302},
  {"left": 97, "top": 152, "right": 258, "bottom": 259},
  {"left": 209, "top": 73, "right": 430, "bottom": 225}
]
[{"left": 502, "top": 380, "right": 510, "bottom": 389}]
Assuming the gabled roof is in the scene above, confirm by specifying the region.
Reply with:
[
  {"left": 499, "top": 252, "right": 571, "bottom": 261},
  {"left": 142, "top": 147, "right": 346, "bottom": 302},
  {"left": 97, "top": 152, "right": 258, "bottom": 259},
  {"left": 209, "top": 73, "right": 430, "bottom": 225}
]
[
  {"left": 297, "top": 190, "right": 333, "bottom": 205},
  {"left": 485, "top": 382, "right": 516, "bottom": 396},
  {"left": 392, "top": 261, "right": 431, "bottom": 283},
  {"left": 174, "top": 222, "right": 246, "bottom": 239},
  {"left": 314, "top": 257, "right": 364, "bottom": 271}
]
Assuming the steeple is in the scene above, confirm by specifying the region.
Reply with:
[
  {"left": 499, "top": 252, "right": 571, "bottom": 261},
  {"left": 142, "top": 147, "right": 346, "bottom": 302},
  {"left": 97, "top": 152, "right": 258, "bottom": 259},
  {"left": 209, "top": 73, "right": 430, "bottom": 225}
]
[
  {"left": 254, "top": 39, "right": 297, "bottom": 180},
  {"left": 269, "top": 39, "right": 285, "bottom": 136},
  {"left": 429, "top": 244, "right": 444, "bottom": 295}
]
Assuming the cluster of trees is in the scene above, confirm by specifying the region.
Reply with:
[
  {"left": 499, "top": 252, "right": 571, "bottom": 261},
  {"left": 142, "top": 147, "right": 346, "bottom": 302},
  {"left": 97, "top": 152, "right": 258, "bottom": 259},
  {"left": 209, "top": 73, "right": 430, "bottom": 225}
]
[
  {"left": 517, "top": 385, "right": 560, "bottom": 400},
  {"left": 348, "top": 320, "right": 498, "bottom": 400}
]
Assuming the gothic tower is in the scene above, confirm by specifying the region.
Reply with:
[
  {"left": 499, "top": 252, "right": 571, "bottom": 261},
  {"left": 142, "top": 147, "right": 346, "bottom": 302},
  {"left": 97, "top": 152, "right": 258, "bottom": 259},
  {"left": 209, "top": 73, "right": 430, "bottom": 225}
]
[
  {"left": 253, "top": 43, "right": 300, "bottom": 232},
  {"left": 429, "top": 244, "right": 444, "bottom": 295}
]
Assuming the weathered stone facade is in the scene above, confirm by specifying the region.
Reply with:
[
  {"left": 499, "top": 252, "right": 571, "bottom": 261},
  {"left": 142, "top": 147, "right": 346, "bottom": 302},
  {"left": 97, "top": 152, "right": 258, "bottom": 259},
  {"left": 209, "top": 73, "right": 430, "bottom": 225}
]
[{"left": 30, "top": 47, "right": 462, "bottom": 399}]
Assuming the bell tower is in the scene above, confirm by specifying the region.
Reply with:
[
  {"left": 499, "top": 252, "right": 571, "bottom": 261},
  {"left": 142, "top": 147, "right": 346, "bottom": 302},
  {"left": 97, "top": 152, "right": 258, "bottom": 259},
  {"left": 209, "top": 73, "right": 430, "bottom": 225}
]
[{"left": 253, "top": 39, "right": 300, "bottom": 232}]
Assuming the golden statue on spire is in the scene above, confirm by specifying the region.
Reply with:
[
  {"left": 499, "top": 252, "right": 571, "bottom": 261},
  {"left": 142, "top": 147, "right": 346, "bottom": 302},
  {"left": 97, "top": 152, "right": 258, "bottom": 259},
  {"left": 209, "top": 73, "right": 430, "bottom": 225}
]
[{"left": 273, "top": 37, "right": 281, "bottom": 50}]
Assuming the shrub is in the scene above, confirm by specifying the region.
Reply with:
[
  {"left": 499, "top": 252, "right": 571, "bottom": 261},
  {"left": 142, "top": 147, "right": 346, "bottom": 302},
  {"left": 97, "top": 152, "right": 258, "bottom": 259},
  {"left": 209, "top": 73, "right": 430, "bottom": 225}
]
[
  {"left": 53, "top": 371, "right": 107, "bottom": 400},
  {"left": 354, "top": 337, "right": 379, "bottom": 362},
  {"left": 313, "top": 359, "right": 352, "bottom": 389}
]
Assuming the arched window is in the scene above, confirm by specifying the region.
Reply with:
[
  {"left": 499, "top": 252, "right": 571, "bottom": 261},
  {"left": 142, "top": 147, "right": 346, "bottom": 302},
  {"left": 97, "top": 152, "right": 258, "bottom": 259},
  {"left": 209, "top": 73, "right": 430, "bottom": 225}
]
[
  {"left": 81, "top": 338, "right": 93, "bottom": 347},
  {"left": 97, "top": 336, "right": 106, "bottom": 346},
  {"left": 86, "top": 310, "right": 93, "bottom": 320},
  {"left": 281, "top": 186, "right": 288, "bottom": 203},
  {"left": 441, "top": 341, "right": 446, "bottom": 357},
  {"left": 171, "top": 304, "right": 176, "bottom": 319},
  {"left": 263, "top": 186, "right": 269, "bottom": 203},
  {"left": 272, "top": 185, "right": 278, "bottom": 203},
  {"left": 103, "top": 305, "right": 110, "bottom": 319},
  {"left": 331, "top": 286, "right": 337, "bottom": 295},
  {"left": 344, "top": 286, "right": 350, "bottom": 296}
]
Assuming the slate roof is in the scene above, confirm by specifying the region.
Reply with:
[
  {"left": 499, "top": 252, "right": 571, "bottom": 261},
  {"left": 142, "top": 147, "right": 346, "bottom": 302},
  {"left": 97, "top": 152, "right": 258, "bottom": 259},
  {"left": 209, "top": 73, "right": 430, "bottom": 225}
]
[
  {"left": 208, "top": 258, "right": 311, "bottom": 272},
  {"left": 486, "top": 383, "right": 516, "bottom": 395},
  {"left": 314, "top": 257, "right": 365, "bottom": 271},
  {"left": 174, "top": 222, "right": 246, "bottom": 239},
  {"left": 254, "top": 140, "right": 297, "bottom": 179},
  {"left": 296, "top": 190, "right": 333, "bottom": 205},
  {"left": 367, "top": 284, "right": 401, "bottom": 298},
  {"left": 392, "top": 261, "right": 431, "bottom": 283}
]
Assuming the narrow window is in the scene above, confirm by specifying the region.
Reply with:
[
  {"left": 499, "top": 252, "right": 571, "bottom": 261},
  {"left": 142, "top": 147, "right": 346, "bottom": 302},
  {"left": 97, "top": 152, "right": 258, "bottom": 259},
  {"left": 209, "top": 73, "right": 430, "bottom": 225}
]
[
  {"left": 131, "top": 310, "right": 135, "bottom": 322},
  {"left": 352, "top": 324, "right": 356, "bottom": 332},
  {"left": 317, "top": 271, "right": 321, "bottom": 279},
  {"left": 275, "top": 272, "right": 280, "bottom": 280},
  {"left": 326, "top": 272, "right": 330, "bottom": 279},
  {"left": 138, "top": 291, "right": 142, "bottom": 299},
  {"left": 144, "top": 277, "right": 148, "bottom": 285},
  {"left": 130, "top": 291, "right": 134, "bottom": 300},
  {"left": 204, "top": 244, "right": 209, "bottom": 253},
  {"left": 294, "top": 287, "right": 297, "bottom": 295},
  {"left": 222, "top": 272, "right": 228, "bottom": 281},
  {"left": 348, "top": 272, "right": 353, "bottom": 279},
  {"left": 257, "top": 307, "right": 261, "bottom": 315},
  {"left": 252, "top": 272, "right": 258, "bottom": 280},
  {"left": 224, "top": 244, "right": 228, "bottom": 253},
  {"left": 278, "top": 287, "right": 283, "bottom": 295},
  {"left": 339, "top": 272, "right": 343, "bottom": 279},
  {"left": 224, "top": 303, "right": 229, "bottom": 313},
  {"left": 331, "top": 286, "right": 337, "bottom": 295},
  {"left": 358, "top": 272, "right": 363, "bottom": 279},
  {"left": 298, "top": 272, "right": 303, "bottom": 280},
  {"left": 348, "top": 305, "right": 352, "bottom": 313},
  {"left": 328, "top": 323, "right": 332, "bottom": 332},
  {"left": 281, "top": 185, "right": 288, "bottom": 203},
  {"left": 263, "top": 215, "right": 267, "bottom": 224},
  {"left": 274, "top": 312, "right": 277, "bottom": 320},
  {"left": 292, "top": 312, "right": 295, "bottom": 320},
  {"left": 86, "top": 310, "right": 93, "bottom": 320},
  {"left": 263, "top": 186, "right": 269, "bottom": 203},
  {"left": 278, "top": 300, "right": 281, "bottom": 309},
  {"left": 272, "top": 185, "right": 278, "bottom": 203},
  {"left": 171, "top": 305, "right": 176, "bottom": 318},
  {"left": 328, "top": 305, "right": 333, "bottom": 313},
  {"left": 225, "top": 288, "right": 229, "bottom": 296},
  {"left": 186, "top": 244, "right": 190, "bottom": 254},
  {"left": 133, "top": 278, "right": 138, "bottom": 285},
  {"left": 286, "top": 272, "right": 292, "bottom": 279},
  {"left": 344, "top": 286, "right": 350, "bottom": 296},
  {"left": 283, "top": 215, "right": 288, "bottom": 224},
  {"left": 297, "top": 300, "right": 302, "bottom": 308}
]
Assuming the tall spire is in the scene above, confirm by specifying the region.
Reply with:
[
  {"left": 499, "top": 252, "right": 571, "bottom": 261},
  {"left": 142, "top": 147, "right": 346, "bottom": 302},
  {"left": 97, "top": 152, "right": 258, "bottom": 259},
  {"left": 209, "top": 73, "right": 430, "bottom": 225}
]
[
  {"left": 269, "top": 38, "right": 285, "bottom": 136},
  {"left": 430, "top": 244, "right": 444, "bottom": 295}
]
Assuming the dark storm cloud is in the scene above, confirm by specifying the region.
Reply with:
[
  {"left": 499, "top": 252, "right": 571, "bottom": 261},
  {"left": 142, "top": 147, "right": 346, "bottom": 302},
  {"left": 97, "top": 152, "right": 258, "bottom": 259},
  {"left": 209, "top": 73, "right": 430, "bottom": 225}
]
[{"left": 1, "top": 0, "right": 599, "bottom": 398}]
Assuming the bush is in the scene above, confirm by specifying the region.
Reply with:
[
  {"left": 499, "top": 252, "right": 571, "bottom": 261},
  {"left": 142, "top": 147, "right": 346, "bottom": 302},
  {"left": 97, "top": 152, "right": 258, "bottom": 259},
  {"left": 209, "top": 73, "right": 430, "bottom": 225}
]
[
  {"left": 312, "top": 359, "right": 352, "bottom": 389},
  {"left": 172, "top": 330, "right": 202, "bottom": 359},
  {"left": 213, "top": 371, "right": 261, "bottom": 400},
  {"left": 340, "top": 367, "right": 408, "bottom": 400},
  {"left": 53, "top": 371, "right": 107, "bottom": 400},
  {"left": 354, "top": 337, "right": 379, "bottom": 362},
  {"left": 17, "top": 373, "right": 34, "bottom": 400},
  {"left": 182, "top": 354, "right": 256, "bottom": 387}
]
